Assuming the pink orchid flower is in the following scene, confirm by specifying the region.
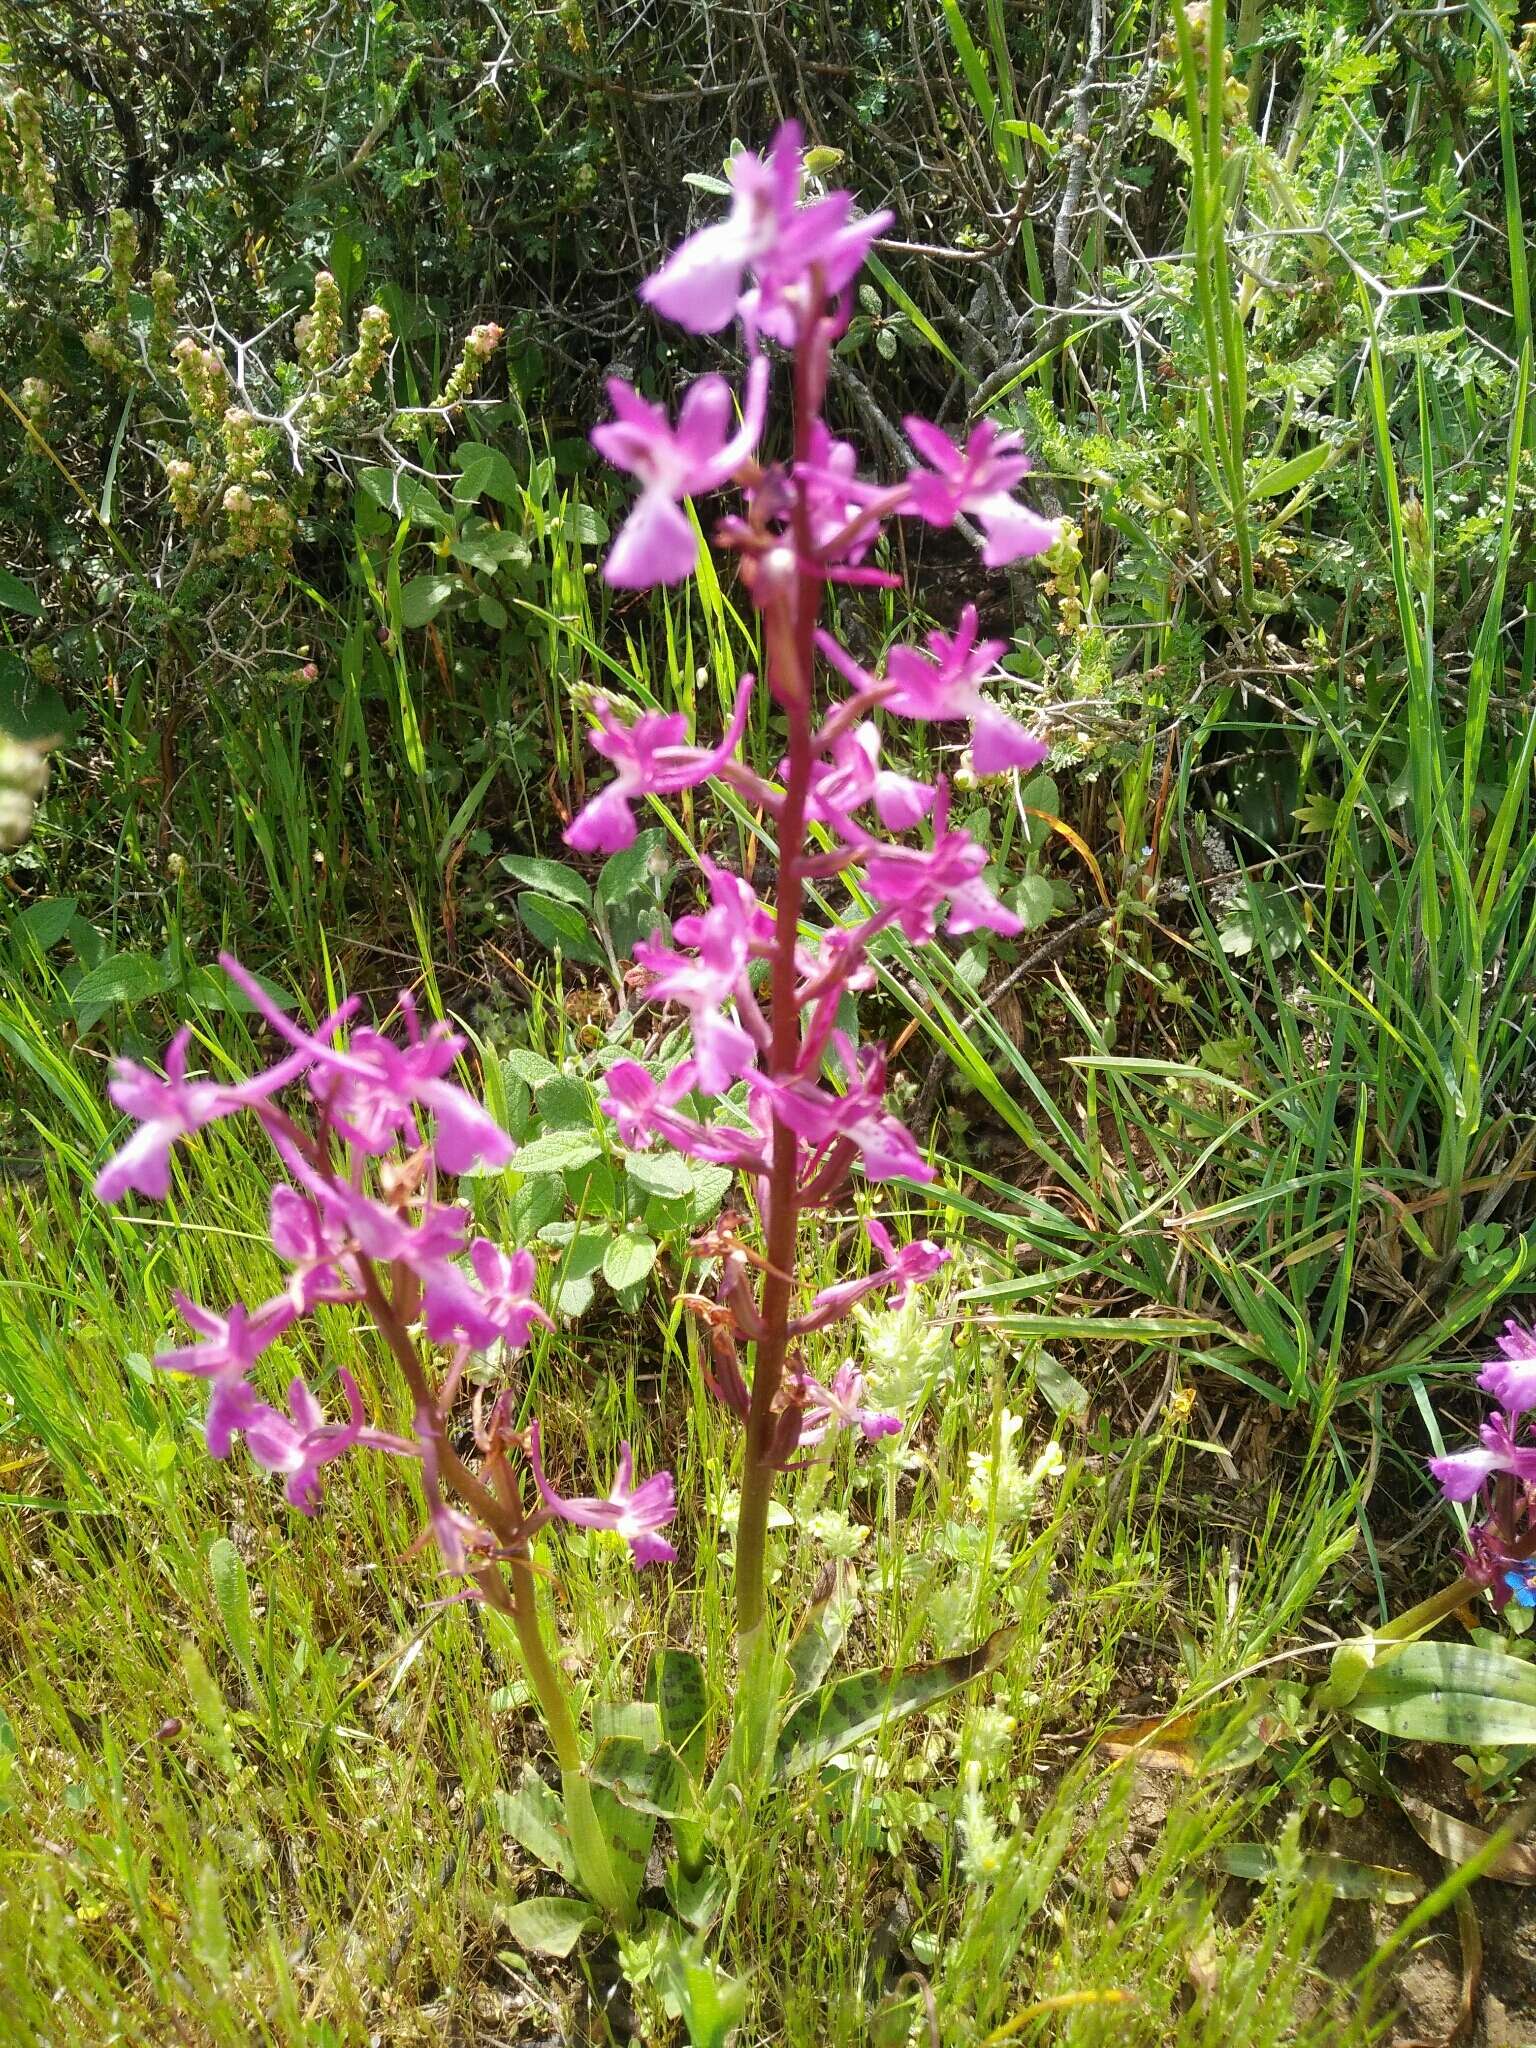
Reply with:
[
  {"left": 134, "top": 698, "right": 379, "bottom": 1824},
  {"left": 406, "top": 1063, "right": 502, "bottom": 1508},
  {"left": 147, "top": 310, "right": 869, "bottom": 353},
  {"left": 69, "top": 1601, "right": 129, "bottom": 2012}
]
[
  {"left": 94, "top": 1019, "right": 335, "bottom": 1204},
  {"left": 641, "top": 121, "right": 891, "bottom": 342},
  {"left": 599, "top": 1059, "right": 769, "bottom": 1168},
  {"left": 634, "top": 861, "right": 769, "bottom": 1092},
  {"left": 796, "top": 1362, "right": 902, "bottom": 1447},
  {"left": 420, "top": 1240, "right": 552, "bottom": 1352},
  {"left": 593, "top": 356, "right": 768, "bottom": 587},
  {"left": 154, "top": 1293, "right": 297, "bottom": 1458},
  {"left": 243, "top": 1369, "right": 373, "bottom": 1514},
  {"left": 527, "top": 1422, "right": 677, "bottom": 1566},
  {"left": 752, "top": 1035, "right": 933, "bottom": 1184},
  {"left": 1430, "top": 1411, "right": 1536, "bottom": 1502},
  {"left": 801, "top": 1218, "right": 950, "bottom": 1326},
  {"left": 1478, "top": 1322, "right": 1536, "bottom": 1419},
  {"left": 565, "top": 676, "right": 752, "bottom": 854},
  {"left": 268, "top": 1186, "right": 358, "bottom": 1312},
  {"left": 904, "top": 417, "right": 1060, "bottom": 567},
  {"left": 883, "top": 606, "right": 1046, "bottom": 777},
  {"left": 804, "top": 722, "right": 935, "bottom": 834},
  {"left": 860, "top": 786, "right": 1024, "bottom": 943},
  {"left": 217, "top": 957, "right": 514, "bottom": 1176}
]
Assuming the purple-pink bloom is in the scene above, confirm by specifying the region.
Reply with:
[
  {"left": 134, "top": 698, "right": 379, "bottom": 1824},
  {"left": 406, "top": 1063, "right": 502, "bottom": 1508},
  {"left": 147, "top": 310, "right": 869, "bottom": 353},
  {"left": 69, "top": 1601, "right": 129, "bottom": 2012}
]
[
  {"left": 421, "top": 1240, "right": 551, "bottom": 1352},
  {"left": 324, "top": 1183, "right": 470, "bottom": 1273},
  {"left": 1479, "top": 1323, "right": 1536, "bottom": 1420},
  {"left": 881, "top": 606, "right": 1046, "bottom": 777},
  {"left": 795, "top": 421, "right": 899, "bottom": 574},
  {"left": 94, "top": 1023, "right": 324, "bottom": 1205},
  {"left": 566, "top": 676, "right": 752, "bottom": 854},
  {"left": 418, "top": 1431, "right": 495, "bottom": 1576},
  {"left": 861, "top": 786, "right": 1024, "bottom": 943},
  {"left": 805, "top": 722, "right": 934, "bottom": 834},
  {"left": 634, "top": 860, "right": 768, "bottom": 1092},
  {"left": 217, "top": 957, "right": 514, "bottom": 1176},
  {"left": 599, "top": 1059, "right": 769, "bottom": 1168},
  {"left": 243, "top": 1368, "right": 368, "bottom": 1513},
  {"left": 156, "top": 1292, "right": 295, "bottom": 1381},
  {"left": 796, "top": 1362, "right": 902, "bottom": 1448},
  {"left": 1429, "top": 1412, "right": 1536, "bottom": 1502},
  {"left": 904, "top": 417, "right": 1060, "bottom": 567},
  {"left": 753, "top": 1035, "right": 933, "bottom": 1183},
  {"left": 640, "top": 121, "right": 891, "bottom": 343},
  {"left": 526, "top": 1421, "right": 677, "bottom": 1566},
  {"left": 269, "top": 1186, "right": 358, "bottom": 1311},
  {"left": 593, "top": 357, "right": 768, "bottom": 587},
  {"left": 155, "top": 1293, "right": 297, "bottom": 1459},
  {"left": 803, "top": 1218, "right": 949, "bottom": 1324}
]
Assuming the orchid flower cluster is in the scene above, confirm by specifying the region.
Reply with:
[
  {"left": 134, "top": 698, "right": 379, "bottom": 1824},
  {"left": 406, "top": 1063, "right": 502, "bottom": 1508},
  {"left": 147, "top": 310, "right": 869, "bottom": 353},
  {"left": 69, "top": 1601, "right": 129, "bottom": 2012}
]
[
  {"left": 570, "top": 121, "right": 1057, "bottom": 1637},
  {"left": 95, "top": 957, "right": 683, "bottom": 1786},
  {"left": 1428, "top": 1321, "right": 1536, "bottom": 1610}
]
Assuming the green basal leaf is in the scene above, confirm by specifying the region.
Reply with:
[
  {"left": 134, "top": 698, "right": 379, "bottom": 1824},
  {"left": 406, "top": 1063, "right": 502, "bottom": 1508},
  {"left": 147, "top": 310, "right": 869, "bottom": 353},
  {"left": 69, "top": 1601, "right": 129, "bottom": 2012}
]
[
  {"left": 207, "top": 1537, "right": 253, "bottom": 1683},
  {"left": 1218, "top": 1843, "right": 1421, "bottom": 1903},
  {"left": 493, "top": 1769, "right": 576, "bottom": 1882},
  {"left": 1348, "top": 1692, "right": 1536, "bottom": 1746},
  {"left": 71, "top": 951, "right": 172, "bottom": 1009},
  {"left": 653, "top": 1927, "right": 749, "bottom": 2048},
  {"left": 502, "top": 1047, "right": 558, "bottom": 1087},
  {"left": 598, "top": 828, "right": 669, "bottom": 907},
  {"left": 510, "top": 1127, "right": 603, "bottom": 1174},
  {"left": 359, "top": 467, "right": 451, "bottom": 529},
  {"left": 590, "top": 1782, "right": 655, "bottom": 1907},
  {"left": 0, "top": 571, "right": 43, "bottom": 618},
  {"left": 774, "top": 1624, "right": 1017, "bottom": 1779},
  {"left": 786, "top": 1560, "right": 858, "bottom": 1699},
  {"left": 592, "top": 1699, "right": 661, "bottom": 1747},
  {"left": 653, "top": 1650, "right": 709, "bottom": 1778},
  {"left": 397, "top": 574, "right": 457, "bottom": 628},
  {"left": 624, "top": 1149, "right": 695, "bottom": 1200},
  {"left": 665, "top": 1857, "right": 730, "bottom": 1933},
  {"left": 499, "top": 1893, "right": 594, "bottom": 1957},
  {"left": 1355, "top": 1641, "right": 1536, "bottom": 1708},
  {"left": 591, "top": 1737, "right": 693, "bottom": 1819},
  {"left": 536, "top": 1072, "right": 596, "bottom": 1128},
  {"left": 1324, "top": 1639, "right": 1375, "bottom": 1708}
]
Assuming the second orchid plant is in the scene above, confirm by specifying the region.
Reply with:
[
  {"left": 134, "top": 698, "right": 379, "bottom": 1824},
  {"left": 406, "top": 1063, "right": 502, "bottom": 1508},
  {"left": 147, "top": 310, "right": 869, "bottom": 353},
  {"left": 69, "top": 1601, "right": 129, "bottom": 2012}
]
[{"left": 97, "top": 125, "right": 1057, "bottom": 1935}]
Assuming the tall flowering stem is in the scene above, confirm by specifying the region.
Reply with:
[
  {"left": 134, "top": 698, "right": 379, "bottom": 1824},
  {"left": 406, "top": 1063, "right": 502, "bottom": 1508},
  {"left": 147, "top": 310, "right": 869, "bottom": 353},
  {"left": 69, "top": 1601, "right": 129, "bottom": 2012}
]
[
  {"left": 573, "top": 123, "right": 1059, "bottom": 1646},
  {"left": 93, "top": 965, "right": 672, "bottom": 1922}
]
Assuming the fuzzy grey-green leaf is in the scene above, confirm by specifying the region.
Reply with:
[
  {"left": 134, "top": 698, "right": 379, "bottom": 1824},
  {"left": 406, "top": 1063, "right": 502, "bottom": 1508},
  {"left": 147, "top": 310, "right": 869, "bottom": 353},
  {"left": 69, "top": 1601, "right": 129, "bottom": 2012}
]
[{"left": 207, "top": 1537, "right": 253, "bottom": 1681}]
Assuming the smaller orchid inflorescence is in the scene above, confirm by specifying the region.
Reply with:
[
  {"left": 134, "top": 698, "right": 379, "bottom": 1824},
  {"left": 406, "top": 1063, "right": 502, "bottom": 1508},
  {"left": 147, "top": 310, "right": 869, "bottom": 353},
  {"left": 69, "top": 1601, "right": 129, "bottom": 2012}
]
[
  {"left": 95, "top": 956, "right": 678, "bottom": 1918},
  {"left": 571, "top": 120, "right": 1058, "bottom": 1640},
  {"left": 1428, "top": 1322, "right": 1536, "bottom": 1610},
  {"left": 96, "top": 960, "right": 676, "bottom": 1574}
]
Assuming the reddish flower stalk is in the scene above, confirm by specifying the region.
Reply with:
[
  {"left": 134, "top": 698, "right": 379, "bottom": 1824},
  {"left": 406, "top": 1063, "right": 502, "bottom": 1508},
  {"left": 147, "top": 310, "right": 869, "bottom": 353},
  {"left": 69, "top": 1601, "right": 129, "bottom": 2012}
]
[{"left": 573, "top": 123, "right": 1058, "bottom": 1643}]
